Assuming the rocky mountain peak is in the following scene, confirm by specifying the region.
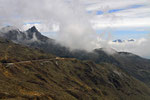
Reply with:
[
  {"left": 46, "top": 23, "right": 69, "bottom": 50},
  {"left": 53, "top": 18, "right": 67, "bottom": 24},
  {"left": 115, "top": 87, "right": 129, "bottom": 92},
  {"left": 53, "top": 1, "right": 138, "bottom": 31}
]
[{"left": 27, "top": 26, "right": 39, "bottom": 33}]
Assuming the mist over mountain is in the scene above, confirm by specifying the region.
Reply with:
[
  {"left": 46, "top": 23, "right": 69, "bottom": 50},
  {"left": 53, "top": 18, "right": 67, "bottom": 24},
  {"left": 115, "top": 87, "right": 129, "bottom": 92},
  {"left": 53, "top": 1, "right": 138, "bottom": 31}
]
[
  {"left": 110, "top": 37, "right": 150, "bottom": 59},
  {"left": 0, "top": 26, "right": 150, "bottom": 88},
  {"left": 0, "top": 35, "right": 150, "bottom": 100},
  {"left": 0, "top": 0, "right": 150, "bottom": 100}
]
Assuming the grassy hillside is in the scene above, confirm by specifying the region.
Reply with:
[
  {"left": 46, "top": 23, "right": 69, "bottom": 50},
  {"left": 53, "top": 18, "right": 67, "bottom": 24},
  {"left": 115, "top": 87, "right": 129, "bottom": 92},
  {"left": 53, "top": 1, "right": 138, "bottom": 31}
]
[
  {"left": 0, "top": 37, "right": 55, "bottom": 63},
  {"left": 0, "top": 38, "right": 150, "bottom": 100},
  {"left": 113, "top": 52, "right": 150, "bottom": 86},
  {"left": 0, "top": 59, "right": 150, "bottom": 100}
]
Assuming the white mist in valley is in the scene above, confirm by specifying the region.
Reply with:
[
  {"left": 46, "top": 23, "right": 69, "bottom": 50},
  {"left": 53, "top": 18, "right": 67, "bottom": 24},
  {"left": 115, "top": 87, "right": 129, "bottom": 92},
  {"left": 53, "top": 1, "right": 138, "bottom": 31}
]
[{"left": 109, "top": 35, "right": 150, "bottom": 58}]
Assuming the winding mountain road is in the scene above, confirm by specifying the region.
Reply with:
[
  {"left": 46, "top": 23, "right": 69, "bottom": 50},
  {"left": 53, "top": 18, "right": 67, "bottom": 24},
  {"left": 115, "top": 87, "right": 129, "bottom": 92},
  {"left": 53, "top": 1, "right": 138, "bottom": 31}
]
[{"left": 3, "top": 57, "right": 76, "bottom": 68}]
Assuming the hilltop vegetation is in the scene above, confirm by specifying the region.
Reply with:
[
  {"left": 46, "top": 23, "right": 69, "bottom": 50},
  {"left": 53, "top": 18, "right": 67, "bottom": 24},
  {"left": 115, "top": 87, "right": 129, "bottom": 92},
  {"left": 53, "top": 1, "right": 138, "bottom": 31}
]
[{"left": 0, "top": 37, "right": 55, "bottom": 63}]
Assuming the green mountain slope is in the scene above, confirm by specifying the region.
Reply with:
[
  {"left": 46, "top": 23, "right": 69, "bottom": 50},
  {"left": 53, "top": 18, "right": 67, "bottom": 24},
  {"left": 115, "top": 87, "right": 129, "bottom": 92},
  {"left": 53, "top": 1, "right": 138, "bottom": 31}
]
[
  {"left": 113, "top": 52, "right": 150, "bottom": 86},
  {"left": 0, "top": 37, "right": 55, "bottom": 63},
  {"left": 0, "top": 38, "right": 150, "bottom": 100}
]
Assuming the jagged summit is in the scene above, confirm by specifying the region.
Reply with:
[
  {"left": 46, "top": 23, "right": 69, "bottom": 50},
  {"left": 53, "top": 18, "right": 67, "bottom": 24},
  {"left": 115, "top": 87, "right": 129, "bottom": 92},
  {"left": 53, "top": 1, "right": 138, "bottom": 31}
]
[
  {"left": 113, "top": 39, "right": 124, "bottom": 43},
  {"left": 26, "top": 26, "right": 50, "bottom": 42},
  {"left": 0, "top": 26, "right": 50, "bottom": 43},
  {"left": 27, "top": 26, "right": 39, "bottom": 33}
]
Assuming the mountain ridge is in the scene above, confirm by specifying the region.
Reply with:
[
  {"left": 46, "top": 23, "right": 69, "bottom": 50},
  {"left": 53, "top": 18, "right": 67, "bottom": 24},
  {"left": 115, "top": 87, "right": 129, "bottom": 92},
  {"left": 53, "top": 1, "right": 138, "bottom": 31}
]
[
  {"left": 112, "top": 39, "right": 135, "bottom": 43},
  {"left": 0, "top": 37, "right": 150, "bottom": 100},
  {"left": 0, "top": 26, "right": 150, "bottom": 87}
]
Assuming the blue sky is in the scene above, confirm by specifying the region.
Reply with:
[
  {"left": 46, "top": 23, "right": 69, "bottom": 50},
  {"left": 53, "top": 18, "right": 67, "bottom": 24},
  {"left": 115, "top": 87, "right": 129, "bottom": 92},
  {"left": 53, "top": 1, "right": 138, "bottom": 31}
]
[
  {"left": 94, "top": 4, "right": 145, "bottom": 15},
  {"left": 110, "top": 30, "right": 149, "bottom": 40},
  {"left": 96, "top": 29, "right": 149, "bottom": 40},
  {"left": 24, "top": 22, "right": 41, "bottom": 25},
  {"left": 87, "top": 1, "right": 150, "bottom": 40}
]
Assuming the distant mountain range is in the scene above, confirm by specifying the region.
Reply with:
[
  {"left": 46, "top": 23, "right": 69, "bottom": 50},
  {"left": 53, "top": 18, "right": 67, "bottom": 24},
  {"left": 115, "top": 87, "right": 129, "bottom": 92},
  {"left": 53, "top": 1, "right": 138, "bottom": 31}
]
[
  {"left": 0, "top": 26, "right": 150, "bottom": 88},
  {"left": 113, "top": 39, "right": 135, "bottom": 43}
]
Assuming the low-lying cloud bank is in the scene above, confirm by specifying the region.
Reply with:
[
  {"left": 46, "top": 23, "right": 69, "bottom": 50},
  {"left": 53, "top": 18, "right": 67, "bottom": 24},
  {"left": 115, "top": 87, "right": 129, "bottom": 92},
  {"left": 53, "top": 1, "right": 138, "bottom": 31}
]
[{"left": 109, "top": 36, "right": 150, "bottom": 58}]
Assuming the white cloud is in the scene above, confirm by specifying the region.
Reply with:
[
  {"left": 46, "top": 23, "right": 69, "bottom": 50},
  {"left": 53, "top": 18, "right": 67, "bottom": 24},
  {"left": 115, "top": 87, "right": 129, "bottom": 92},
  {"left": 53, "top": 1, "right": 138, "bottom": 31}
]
[
  {"left": 86, "top": 0, "right": 150, "bottom": 11},
  {"left": 92, "top": 17, "right": 150, "bottom": 29},
  {"left": 109, "top": 36, "right": 150, "bottom": 58},
  {"left": 87, "top": 0, "right": 150, "bottom": 29}
]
